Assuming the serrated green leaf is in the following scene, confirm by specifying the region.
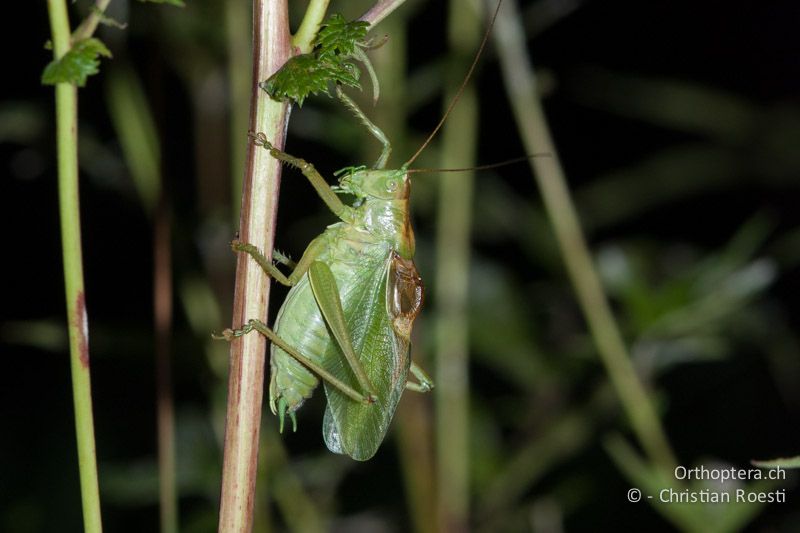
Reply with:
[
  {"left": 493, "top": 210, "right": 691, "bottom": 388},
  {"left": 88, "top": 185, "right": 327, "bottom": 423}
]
[
  {"left": 138, "top": 0, "right": 186, "bottom": 6},
  {"left": 261, "top": 54, "right": 361, "bottom": 107},
  {"left": 41, "top": 38, "right": 113, "bottom": 88},
  {"left": 315, "top": 14, "right": 369, "bottom": 61},
  {"left": 259, "top": 14, "right": 373, "bottom": 106},
  {"left": 261, "top": 55, "right": 330, "bottom": 106}
]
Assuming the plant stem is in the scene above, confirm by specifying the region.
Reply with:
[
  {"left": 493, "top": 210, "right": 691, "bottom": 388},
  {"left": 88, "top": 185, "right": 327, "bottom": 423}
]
[
  {"left": 46, "top": 0, "right": 103, "bottom": 531},
  {"left": 154, "top": 196, "right": 177, "bottom": 533},
  {"left": 491, "top": 0, "right": 677, "bottom": 470},
  {"left": 435, "top": 2, "right": 480, "bottom": 532},
  {"left": 292, "top": 0, "right": 330, "bottom": 53},
  {"left": 359, "top": 0, "right": 407, "bottom": 27},
  {"left": 106, "top": 65, "right": 177, "bottom": 532},
  {"left": 105, "top": 67, "right": 160, "bottom": 212},
  {"left": 226, "top": 0, "right": 252, "bottom": 224},
  {"left": 217, "top": 0, "right": 291, "bottom": 531},
  {"left": 262, "top": 427, "right": 326, "bottom": 533},
  {"left": 73, "top": 0, "right": 113, "bottom": 42}
]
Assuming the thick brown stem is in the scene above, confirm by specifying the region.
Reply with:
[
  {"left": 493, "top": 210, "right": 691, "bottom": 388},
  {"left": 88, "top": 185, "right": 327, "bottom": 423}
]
[{"left": 217, "top": 0, "right": 291, "bottom": 531}]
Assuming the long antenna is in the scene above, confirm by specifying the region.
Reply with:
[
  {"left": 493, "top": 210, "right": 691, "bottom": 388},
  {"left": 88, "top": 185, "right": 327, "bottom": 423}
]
[
  {"left": 405, "top": 0, "right": 504, "bottom": 167},
  {"left": 407, "top": 153, "right": 551, "bottom": 175}
]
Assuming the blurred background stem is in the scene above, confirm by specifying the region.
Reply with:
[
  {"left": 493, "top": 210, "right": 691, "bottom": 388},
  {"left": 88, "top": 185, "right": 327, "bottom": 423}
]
[
  {"left": 261, "top": 427, "right": 325, "bottom": 533},
  {"left": 360, "top": 6, "right": 438, "bottom": 531},
  {"left": 46, "top": 0, "right": 103, "bottom": 531},
  {"left": 226, "top": 0, "right": 252, "bottom": 224},
  {"left": 106, "top": 65, "right": 177, "bottom": 533},
  {"left": 153, "top": 185, "right": 176, "bottom": 533},
  {"left": 434, "top": 1, "right": 480, "bottom": 531},
  {"left": 491, "top": 0, "right": 677, "bottom": 471}
]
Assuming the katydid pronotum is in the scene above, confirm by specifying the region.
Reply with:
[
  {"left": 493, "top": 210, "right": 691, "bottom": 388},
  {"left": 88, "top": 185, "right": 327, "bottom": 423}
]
[{"left": 219, "top": 1, "right": 503, "bottom": 461}]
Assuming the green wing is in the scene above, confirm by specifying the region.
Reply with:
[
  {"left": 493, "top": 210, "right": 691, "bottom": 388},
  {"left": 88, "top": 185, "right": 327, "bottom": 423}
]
[{"left": 321, "top": 255, "right": 411, "bottom": 461}]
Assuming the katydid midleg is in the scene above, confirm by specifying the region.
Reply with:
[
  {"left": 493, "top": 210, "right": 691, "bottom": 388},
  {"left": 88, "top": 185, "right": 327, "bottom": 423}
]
[{"left": 220, "top": 1, "right": 503, "bottom": 461}]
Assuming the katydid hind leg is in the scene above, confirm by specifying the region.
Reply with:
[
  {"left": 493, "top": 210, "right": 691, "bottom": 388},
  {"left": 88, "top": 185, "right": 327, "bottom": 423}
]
[
  {"left": 218, "top": 318, "right": 373, "bottom": 408},
  {"left": 308, "top": 261, "right": 379, "bottom": 402}
]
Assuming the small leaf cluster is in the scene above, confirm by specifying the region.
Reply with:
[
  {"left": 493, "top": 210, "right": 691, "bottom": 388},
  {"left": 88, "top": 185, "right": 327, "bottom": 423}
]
[
  {"left": 315, "top": 14, "right": 369, "bottom": 61},
  {"left": 41, "top": 1, "right": 184, "bottom": 88},
  {"left": 41, "top": 38, "right": 112, "bottom": 88},
  {"left": 262, "top": 14, "right": 371, "bottom": 106}
]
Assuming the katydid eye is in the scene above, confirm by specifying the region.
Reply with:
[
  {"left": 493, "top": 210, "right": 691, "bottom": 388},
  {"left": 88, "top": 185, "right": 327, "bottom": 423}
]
[{"left": 386, "top": 179, "right": 398, "bottom": 192}]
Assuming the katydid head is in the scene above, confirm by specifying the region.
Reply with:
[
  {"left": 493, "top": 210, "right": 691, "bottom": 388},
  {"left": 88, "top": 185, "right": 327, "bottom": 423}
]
[
  {"left": 336, "top": 167, "right": 410, "bottom": 201},
  {"left": 335, "top": 165, "right": 415, "bottom": 258}
]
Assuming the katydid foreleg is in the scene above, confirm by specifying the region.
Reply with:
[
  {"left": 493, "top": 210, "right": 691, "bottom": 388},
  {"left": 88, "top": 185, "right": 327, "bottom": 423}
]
[
  {"left": 335, "top": 86, "right": 391, "bottom": 170},
  {"left": 251, "top": 133, "right": 355, "bottom": 222}
]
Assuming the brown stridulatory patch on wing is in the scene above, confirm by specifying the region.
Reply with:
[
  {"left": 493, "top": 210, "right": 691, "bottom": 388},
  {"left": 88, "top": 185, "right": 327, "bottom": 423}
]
[{"left": 387, "top": 251, "right": 424, "bottom": 340}]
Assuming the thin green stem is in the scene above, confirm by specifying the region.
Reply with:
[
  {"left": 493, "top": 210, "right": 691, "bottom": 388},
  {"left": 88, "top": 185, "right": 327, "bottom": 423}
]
[
  {"left": 492, "top": 0, "right": 677, "bottom": 471},
  {"left": 435, "top": 1, "right": 480, "bottom": 531},
  {"left": 217, "top": 0, "right": 291, "bottom": 530},
  {"left": 292, "top": 0, "right": 330, "bottom": 53},
  {"left": 73, "top": 0, "right": 113, "bottom": 42},
  {"left": 47, "top": 0, "right": 103, "bottom": 531}
]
